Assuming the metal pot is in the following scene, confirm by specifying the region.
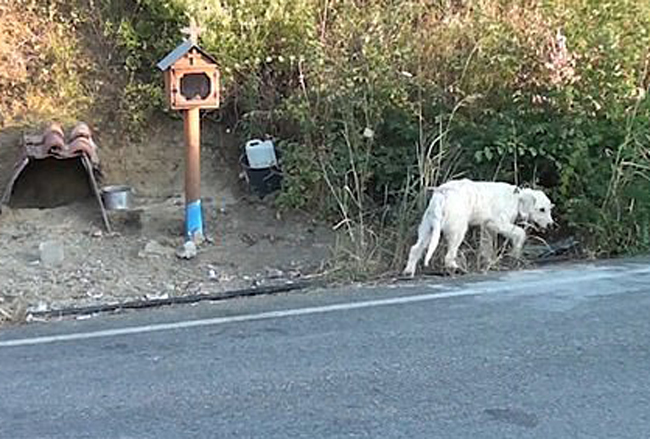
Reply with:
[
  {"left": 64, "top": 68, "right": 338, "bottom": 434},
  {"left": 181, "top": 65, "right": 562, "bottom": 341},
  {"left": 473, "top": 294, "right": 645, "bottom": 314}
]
[{"left": 101, "top": 185, "right": 133, "bottom": 210}]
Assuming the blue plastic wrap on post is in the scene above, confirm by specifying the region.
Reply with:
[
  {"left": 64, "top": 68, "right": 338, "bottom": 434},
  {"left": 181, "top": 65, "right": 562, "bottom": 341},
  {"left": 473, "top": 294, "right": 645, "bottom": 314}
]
[{"left": 185, "top": 199, "right": 204, "bottom": 241}]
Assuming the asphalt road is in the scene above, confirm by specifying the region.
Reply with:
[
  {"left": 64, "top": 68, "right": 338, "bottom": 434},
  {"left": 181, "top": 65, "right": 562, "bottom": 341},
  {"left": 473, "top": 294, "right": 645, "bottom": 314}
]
[{"left": 1, "top": 259, "right": 650, "bottom": 438}]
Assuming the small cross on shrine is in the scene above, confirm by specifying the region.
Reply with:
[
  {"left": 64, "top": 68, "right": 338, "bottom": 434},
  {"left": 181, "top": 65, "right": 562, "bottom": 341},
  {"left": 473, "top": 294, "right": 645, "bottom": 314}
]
[{"left": 181, "top": 18, "right": 203, "bottom": 44}]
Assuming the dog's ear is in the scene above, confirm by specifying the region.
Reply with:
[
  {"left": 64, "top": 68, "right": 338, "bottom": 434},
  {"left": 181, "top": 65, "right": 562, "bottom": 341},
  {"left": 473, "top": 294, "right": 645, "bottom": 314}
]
[{"left": 518, "top": 191, "right": 536, "bottom": 218}]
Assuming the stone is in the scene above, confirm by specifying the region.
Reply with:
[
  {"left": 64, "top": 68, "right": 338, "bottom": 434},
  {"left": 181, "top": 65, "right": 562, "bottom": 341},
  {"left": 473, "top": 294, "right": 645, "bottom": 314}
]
[
  {"left": 39, "top": 240, "right": 64, "bottom": 267},
  {"left": 176, "top": 241, "right": 197, "bottom": 260},
  {"left": 265, "top": 268, "right": 285, "bottom": 279},
  {"left": 208, "top": 268, "right": 219, "bottom": 281}
]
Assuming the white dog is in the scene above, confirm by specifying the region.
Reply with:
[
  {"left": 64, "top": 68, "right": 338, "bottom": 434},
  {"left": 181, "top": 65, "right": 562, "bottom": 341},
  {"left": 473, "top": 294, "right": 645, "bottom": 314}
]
[{"left": 403, "top": 179, "right": 554, "bottom": 276}]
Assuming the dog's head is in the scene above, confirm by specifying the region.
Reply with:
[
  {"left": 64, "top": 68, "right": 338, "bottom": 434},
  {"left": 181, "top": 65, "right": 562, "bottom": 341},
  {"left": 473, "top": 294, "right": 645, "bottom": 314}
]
[{"left": 517, "top": 188, "right": 554, "bottom": 229}]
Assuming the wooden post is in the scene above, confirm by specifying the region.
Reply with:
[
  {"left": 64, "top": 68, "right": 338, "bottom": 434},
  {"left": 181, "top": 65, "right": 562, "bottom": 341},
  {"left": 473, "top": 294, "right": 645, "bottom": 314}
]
[
  {"left": 157, "top": 19, "right": 219, "bottom": 246},
  {"left": 184, "top": 107, "right": 203, "bottom": 242}
]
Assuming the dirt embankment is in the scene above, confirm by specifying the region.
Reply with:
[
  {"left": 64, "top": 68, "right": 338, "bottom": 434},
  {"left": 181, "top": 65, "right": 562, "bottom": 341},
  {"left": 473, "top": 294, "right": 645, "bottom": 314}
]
[
  {"left": 0, "top": 117, "right": 334, "bottom": 324},
  {"left": 0, "top": 2, "right": 338, "bottom": 324}
]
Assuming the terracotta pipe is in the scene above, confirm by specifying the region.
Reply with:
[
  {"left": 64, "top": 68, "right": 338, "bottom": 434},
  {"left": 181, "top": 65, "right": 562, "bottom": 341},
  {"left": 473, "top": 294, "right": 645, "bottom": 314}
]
[
  {"left": 70, "top": 122, "right": 93, "bottom": 141},
  {"left": 43, "top": 122, "right": 65, "bottom": 154}
]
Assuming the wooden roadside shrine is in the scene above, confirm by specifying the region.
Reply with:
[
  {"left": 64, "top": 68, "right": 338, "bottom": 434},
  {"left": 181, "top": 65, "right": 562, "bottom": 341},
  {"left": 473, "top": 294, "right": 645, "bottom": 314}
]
[{"left": 156, "top": 19, "right": 220, "bottom": 244}]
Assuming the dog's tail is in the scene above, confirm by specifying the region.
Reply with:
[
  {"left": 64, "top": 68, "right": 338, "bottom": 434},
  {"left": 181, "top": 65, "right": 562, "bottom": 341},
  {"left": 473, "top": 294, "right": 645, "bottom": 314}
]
[
  {"left": 423, "top": 192, "right": 445, "bottom": 267},
  {"left": 403, "top": 191, "right": 446, "bottom": 276}
]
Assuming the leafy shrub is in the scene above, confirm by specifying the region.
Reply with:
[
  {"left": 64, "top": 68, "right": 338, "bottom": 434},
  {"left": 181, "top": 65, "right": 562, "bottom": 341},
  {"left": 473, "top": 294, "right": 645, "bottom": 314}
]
[{"left": 142, "top": 0, "right": 649, "bottom": 265}]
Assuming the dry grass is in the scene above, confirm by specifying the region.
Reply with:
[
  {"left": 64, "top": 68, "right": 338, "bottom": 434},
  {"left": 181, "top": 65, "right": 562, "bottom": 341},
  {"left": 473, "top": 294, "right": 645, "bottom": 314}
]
[
  {"left": 0, "top": 295, "right": 27, "bottom": 325},
  {"left": 0, "top": 1, "right": 96, "bottom": 128}
]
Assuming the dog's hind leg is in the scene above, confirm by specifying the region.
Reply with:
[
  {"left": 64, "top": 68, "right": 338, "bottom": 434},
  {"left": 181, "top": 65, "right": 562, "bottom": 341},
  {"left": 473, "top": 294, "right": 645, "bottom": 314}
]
[{"left": 403, "top": 216, "right": 432, "bottom": 277}]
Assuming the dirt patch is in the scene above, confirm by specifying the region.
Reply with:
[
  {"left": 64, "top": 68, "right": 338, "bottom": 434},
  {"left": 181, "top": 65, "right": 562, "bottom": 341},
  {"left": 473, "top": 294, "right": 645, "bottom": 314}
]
[
  {"left": 96, "top": 116, "right": 240, "bottom": 199},
  {"left": 0, "top": 197, "right": 332, "bottom": 315},
  {"left": 0, "top": 118, "right": 335, "bottom": 323}
]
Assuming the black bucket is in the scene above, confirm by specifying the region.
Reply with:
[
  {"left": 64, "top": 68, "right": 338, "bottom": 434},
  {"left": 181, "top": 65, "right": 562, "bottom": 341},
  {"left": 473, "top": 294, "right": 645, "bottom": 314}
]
[{"left": 240, "top": 154, "right": 282, "bottom": 198}]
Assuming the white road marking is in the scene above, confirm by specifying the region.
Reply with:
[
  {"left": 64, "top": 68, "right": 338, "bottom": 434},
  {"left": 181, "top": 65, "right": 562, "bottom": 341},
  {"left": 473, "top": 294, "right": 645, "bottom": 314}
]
[{"left": 1, "top": 264, "right": 649, "bottom": 348}]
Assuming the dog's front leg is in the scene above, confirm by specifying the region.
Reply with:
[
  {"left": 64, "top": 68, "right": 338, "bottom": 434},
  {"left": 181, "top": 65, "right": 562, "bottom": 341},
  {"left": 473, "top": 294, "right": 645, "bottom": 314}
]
[
  {"left": 486, "top": 221, "right": 526, "bottom": 258},
  {"left": 479, "top": 226, "right": 496, "bottom": 266}
]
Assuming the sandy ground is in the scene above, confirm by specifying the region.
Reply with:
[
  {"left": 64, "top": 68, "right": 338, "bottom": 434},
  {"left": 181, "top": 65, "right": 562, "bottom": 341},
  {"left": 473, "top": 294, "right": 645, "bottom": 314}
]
[
  {"left": 0, "top": 120, "right": 335, "bottom": 323},
  {"left": 0, "top": 194, "right": 333, "bottom": 322}
]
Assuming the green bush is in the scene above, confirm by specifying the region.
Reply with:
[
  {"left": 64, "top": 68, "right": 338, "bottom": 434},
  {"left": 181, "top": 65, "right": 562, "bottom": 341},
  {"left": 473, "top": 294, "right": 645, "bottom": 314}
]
[{"left": 70, "top": 0, "right": 650, "bottom": 271}]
